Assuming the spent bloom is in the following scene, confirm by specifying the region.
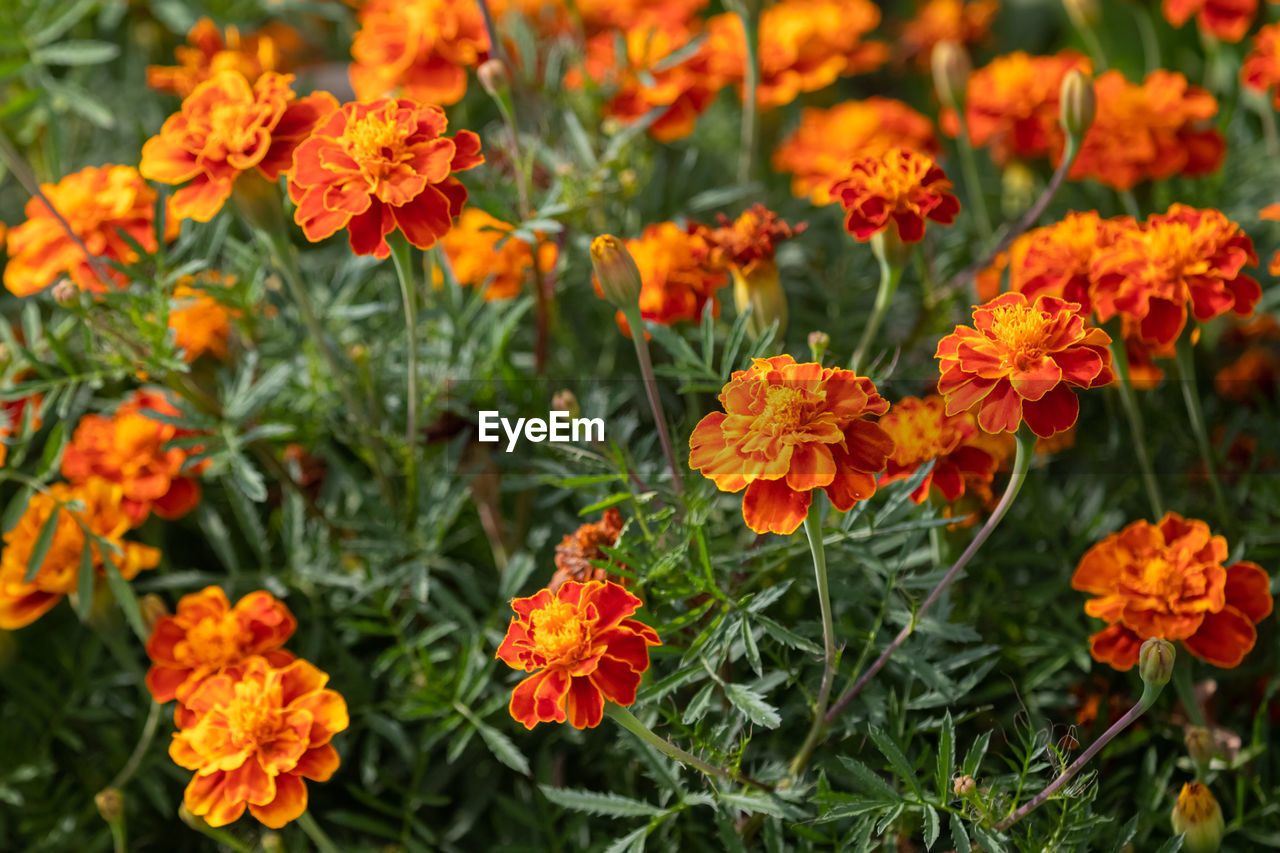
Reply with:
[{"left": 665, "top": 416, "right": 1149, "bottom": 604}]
[
  {"left": 877, "top": 395, "right": 998, "bottom": 506},
  {"left": 594, "top": 223, "right": 726, "bottom": 335},
  {"left": 1072, "top": 512, "right": 1273, "bottom": 670},
  {"left": 496, "top": 580, "right": 661, "bottom": 729},
  {"left": 140, "top": 71, "right": 334, "bottom": 223},
  {"left": 3, "top": 165, "right": 177, "bottom": 297},
  {"left": 288, "top": 98, "right": 483, "bottom": 258},
  {"left": 145, "top": 586, "right": 297, "bottom": 710},
  {"left": 936, "top": 292, "right": 1115, "bottom": 438},
  {"left": 1243, "top": 24, "right": 1280, "bottom": 109},
  {"left": 170, "top": 657, "right": 349, "bottom": 828},
  {"left": 831, "top": 148, "right": 960, "bottom": 243},
  {"left": 440, "top": 208, "right": 558, "bottom": 300},
  {"left": 772, "top": 99, "right": 938, "bottom": 205},
  {"left": 147, "top": 17, "right": 301, "bottom": 96},
  {"left": 550, "top": 509, "right": 627, "bottom": 593},
  {"left": 0, "top": 479, "right": 160, "bottom": 629},
  {"left": 901, "top": 0, "right": 1000, "bottom": 68},
  {"left": 1162, "top": 0, "right": 1257, "bottom": 42},
  {"left": 699, "top": 205, "right": 806, "bottom": 335},
  {"left": 689, "top": 355, "right": 893, "bottom": 535}
]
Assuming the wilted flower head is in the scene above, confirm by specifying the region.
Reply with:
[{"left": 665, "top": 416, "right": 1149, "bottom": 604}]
[
  {"left": 349, "top": 0, "right": 492, "bottom": 105},
  {"left": 594, "top": 223, "right": 726, "bottom": 334},
  {"left": 495, "top": 580, "right": 660, "bottom": 729},
  {"left": 689, "top": 355, "right": 893, "bottom": 535},
  {"left": 147, "top": 17, "right": 301, "bottom": 96},
  {"left": 1162, "top": 0, "right": 1257, "bottom": 43},
  {"left": 550, "top": 508, "right": 626, "bottom": 592},
  {"left": 1072, "top": 512, "right": 1273, "bottom": 670},
  {"left": 832, "top": 148, "right": 960, "bottom": 243},
  {"left": 441, "top": 209, "right": 558, "bottom": 300},
  {"left": 936, "top": 292, "right": 1115, "bottom": 437},
  {"left": 773, "top": 99, "right": 938, "bottom": 205},
  {"left": 902, "top": 0, "right": 999, "bottom": 68},
  {"left": 878, "top": 396, "right": 998, "bottom": 505},
  {"left": 700, "top": 205, "right": 806, "bottom": 276}
]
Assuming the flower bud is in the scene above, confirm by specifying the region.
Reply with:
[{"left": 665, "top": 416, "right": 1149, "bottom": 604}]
[
  {"left": 953, "top": 775, "right": 976, "bottom": 796},
  {"left": 731, "top": 262, "right": 787, "bottom": 339},
  {"left": 590, "top": 235, "right": 643, "bottom": 308},
  {"left": 1059, "top": 70, "right": 1096, "bottom": 142},
  {"left": 95, "top": 788, "right": 124, "bottom": 823},
  {"left": 52, "top": 279, "right": 78, "bottom": 305},
  {"left": 138, "top": 594, "right": 169, "bottom": 636},
  {"left": 1171, "top": 782, "right": 1224, "bottom": 853},
  {"left": 1001, "top": 160, "right": 1036, "bottom": 220},
  {"left": 1139, "top": 637, "right": 1175, "bottom": 690},
  {"left": 931, "top": 40, "right": 971, "bottom": 111},
  {"left": 551, "top": 389, "right": 580, "bottom": 421},
  {"left": 477, "top": 59, "right": 510, "bottom": 98},
  {"left": 808, "top": 331, "right": 830, "bottom": 363}
]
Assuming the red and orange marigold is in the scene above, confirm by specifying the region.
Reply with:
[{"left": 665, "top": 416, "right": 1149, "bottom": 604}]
[
  {"left": 689, "top": 354, "right": 894, "bottom": 535},
  {"left": 936, "top": 292, "right": 1115, "bottom": 438},
  {"left": 288, "top": 98, "right": 483, "bottom": 258},
  {"left": 831, "top": 148, "right": 960, "bottom": 243},
  {"left": 1244, "top": 24, "right": 1280, "bottom": 109},
  {"left": 1072, "top": 512, "right": 1273, "bottom": 670},
  {"left": 140, "top": 71, "right": 334, "bottom": 223},
  {"left": 3, "top": 165, "right": 176, "bottom": 297},
  {"left": 0, "top": 478, "right": 160, "bottom": 629},
  {"left": 349, "top": 0, "right": 491, "bottom": 106},
  {"left": 147, "top": 17, "right": 301, "bottom": 96},
  {"left": 440, "top": 208, "right": 558, "bottom": 300},
  {"left": 170, "top": 657, "right": 349, "bottom": 828},
  {"left": 145, "top": 586, "right": 297, "bottom": 709},
  {"left": 900, "top": 0, "right": 1000, "bottom": 68},
  {"left": 877, "top": 395, "right": 998, "bottom": 505},
  {"left": 976, "top": 211, "right": 1117, "bottom": 310},
  {"left": 1162, "top": 0, "right": 1257, "bottom": 43},
  {"left": 496, "top": 580, "right": 661, "bottom": 729},
  {"left": 594, "top": 222, "right": 727, "bottom": 334}
]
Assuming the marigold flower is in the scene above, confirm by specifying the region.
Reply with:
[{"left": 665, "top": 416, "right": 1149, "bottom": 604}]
[
  {"left": 168, "top": 273, "right": 239, "bottom": 362},
  {"left": 440, "top": 208, "right": 558, "bottom": 300},
  {"left": 147, "top": 17, "right": 301, "bottom": 97},
  {"left": 699, "top": 205, "right": 805, "bottom": 335},
  {"left": 550, "top": 509, "right": 626, "bottom": 592},
  {"left": 1244, "top": 24, "right": 1280, "bottom": 109},
  {"left": 140, "top": 72, "right": 334, "bottom": 223},
  {"left": 701, "top": 0, "right": 887, "bottom": 110},
  {"left": 1215, "top": 348, "right": 1280, "bottom": 401},
  {"left": 495, "top": 580, "right": 660, "bottom": 729},
  {"left": 287, "top": 98, "right": 483, "bottom": 258},
  {"left": 877, "top": 396, "right": 998, "bottom": 505},
  {"left": 936, "top": 292, "right": 1115, "bottom": 438},
  {"left": 1091, "top": 205, "right": 1260, "bottom": 350},
  {"left": 594, "top": 223, "right": 727, "bottom": 335},
  {"left": 689, "top": 355, "right": 893, "bottom": 535},
  {"left": 1163, "top": 0, "right": 1257, "bottom": 43},
  {"left": 1171, "top": 781, "right": 1226, "bottom": 853},
  {"left": 3, "top": 165, "right": 176, "bottom": 297},
  {"left": 0, "top": 383, "right": 42, "bottom": 469},
  {"left": 170, "top": 657, "right": 349, "bottom": 828},
  {"left": 977, "top": 211, "right": 1118, "bottom": 311},
  {"left": 831, "top": 148, "right": 960, "bottom": 243},
  {"left": 901, "top": 0, "right": 1000, "bottom": 68},
  {"left": 1072, "top": 512, "right": 1273, "bottom": 670},
  {"left": 146, "top": 586, "right": 296, "bottom": 709},
  {"left": 62, "top": 390, "right": 205, "bottom": 523},
  {"left": 772, "top": 99, "right": 938, "bottom": 204},
  {"left": 574, "top": 0, "right": 708, "bottom": 33},
  {"left": 0, "top": 479, "right": 159, "bottom": 629}
]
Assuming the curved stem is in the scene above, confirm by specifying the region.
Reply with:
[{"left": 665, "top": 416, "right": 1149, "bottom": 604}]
[
  {"left": 825, "top": 425, "right": 1035, "bottom": 725},
  {"left": 1172, "top": 653, "right": 1207, "bottom": 728},
  {"left": 1171, "top": 335, "right": 1229, "bottom": 529},
  {"left": 390, "top": 237, "right": 420, "bottom": 527},
  {"left": 734, "top": 6, "right": 760, "bottom": 186},
  {"left": 1132, "top": 3, "right": 1161, "bottom": 74},
  {"left": 954, "top": 113, "right": 992, "bottom": 241},
  {"left": 787, "top": 499, "right": 835, "bottom": 779},
  {"left": 1108, "top": 340, "right": 1163, "bottom": 519},
  {"left": 296, "top": 811, "right": 342, "bottom": 853},
  {"left": 851, "top": 254, "right": 904, "bottom": 374},
  {"left": 605, "top": 705, "right": 773, "bottom": 791},
  {"left": 621, "top": 304, "right": 684, "bottom": 496},
  {"left": 108, "top": 700, "right": 163, "bottom": 791}
]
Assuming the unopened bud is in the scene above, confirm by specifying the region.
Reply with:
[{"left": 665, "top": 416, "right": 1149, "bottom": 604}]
[
  {"left": 1059, "top": 70, "right": 1096, "bottom": 141},
  {"left": 477, "top": 59, "right": 509, "bottom": 98},
  {"left": 1139, "top": 637, "right": 1175, "bottom": 690},
  {"left": 138, "top": 594, "right": 169, "bottom": 636},
  {"left": 808, "top": 331, "right": 830, "bottom": 363},
  {"left": 1062, "top": 0, "right": 1100, "bottom": 30},
  {"left": 931, "top": 40, "right": 971, "bottom": 111},
  {"left": 731, "top": 262, "right": 787, "bottom": 339},
  {"left": 52, "top": 279, "right": 78, "bottom": 305},
  {"left": 590, "top": 235, "right": 643, "bottom": 308},
  {"left": 1184, "top": 726, "right": 1213, "bottom": 771},
  {"left": 953, "top": 775, "right": 976, "bottom": 796},
  {"left": 261, "top": 831, "right": 283, "bottom": 852},
  {"left": 1171, "top": 782, "right": 1224, "bottom": 853},
  {"left": 95, "top": 788, "right": 124, "bottom": 822},
  {"left": 551, "top": 389, "right": 580, "bottom": 421},
  {"left": 1001, "top": 160, "right": 1036, "bottom": 220}
]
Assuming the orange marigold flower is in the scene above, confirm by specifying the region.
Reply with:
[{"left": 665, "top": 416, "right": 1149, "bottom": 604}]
[
  {"left": 440, "top": 208, "right": 558, "bottom": 300},
  {"left": 574, "top": 0, "right": 708, "bottom": 33},
  {"left": 170, "top": 656, "right": 349, "bottom": 828},
  {"left": 495, "top": 579, "right": 660, "bottom": 729},
  {"left": 772, "top": 99, "right": 938, "bottom": 205},
  {"left": 1215, "top": 347, "right": 1280, "bottom": 401},
  {"left": 550, "top": 508, "right": 626, "bottom": 593},
  {"left": 169, "top": 273, "right": 239, "bottom": 362},
  {"left": 147, "top": 17, "right": 301, "bottom": 97},
  {"left": 1069, "top": 70, "right": 1224, "bottom": 191},
  {"left": 349, "top": 0, "right": 492, "bottom": 105},
  {"left": 62, "top": 390, "right": 205, "bottom": 524},
  {"left": 689, "top": 354, "right": 893, "bottom": 535},
  {"left": 1091, "top": 205, "right": 1260, "bottom": 350},
  {"left": 945, "top": 51, "right": 1091, "bottom": 164},
  {"left": 140, "top": 72, "right": 334, "bottom": 223},
  {"left": 594, "top": 222, "right": 727, "bottom": 334},
  {"left": 977, "top": 211, "right": 1118, "bottom": 310},
  {"left": 700, "top": 204, "right": 806, "bottom": 276},
  {"left": 145, "top": 586, "right": 297, "bottom": 708},
  {"left": 1243, "top": 24, "right": 1280, "bottom": 109},
  {"left": 701, "top": 0, "right": 887, "bottom": 110},
  {"left": 288, "top": 98, "right": 483, "bottom": 258},
  {"left": 3, "top": 165, "right": 177, "bottom": 297},
  {"left": 1072, "top": 512, "right": 1273, "bottom": 670},
  {"left": 901, "top": 0, "right": 1000, "bottom": 68},
  {"left": 878, "top": 395, "right": 998, "bottom": 505},
  {"left": 0, "top": 478, "right": 159, "bottom": 629},
  {"left": 0, "top": 381, "right": 43, "bottom": 469},
  {"left": 831, "top": 148, "right": 960, "bottom": 243},
  {"left": 1163, "top": 0, "right": 1257, "bottom": 43},
  {"left": 936, "top": 292, "right": 1115, "bottom": 438}
]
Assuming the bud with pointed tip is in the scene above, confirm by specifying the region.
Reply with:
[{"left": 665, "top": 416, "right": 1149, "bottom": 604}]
[
  {"left": 591, "top": 235, "right": 643, "bottom": 308},
  {"left": 1139, "top": 637, "right": 1175, "bottom": 690},
  {"left": 1171, "top": 782, "right": 1224, "bottom": 853},
  {"left": 1059, "top": 70, "right": 1096, "bottom": 142},
  {"left": 808, "top": 331, "right": 830, "bottom": 363},
  {"left": 478, "top": 59, "right": 510, "bottom": 98},
  {"left": 95, "top": 788, "right": 124, "bottom": 822},
  {"left": 932, "top": 40, "right": 971, "bottom": 111},
  {"left": 138, "top": 594, "right": 169, "bottom": 636},
  {"left": 1184, "top": 726, "right": 1213, "bottom": 773}
]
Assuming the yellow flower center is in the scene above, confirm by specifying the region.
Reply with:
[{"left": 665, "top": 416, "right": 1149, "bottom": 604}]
[
  {"left": 224, "top": 681, "right": 282, "bottom": 748},
  {"left": 183, "top": 615, "right": 249, "bottom": 668},
  {"left": 530, "top": 600, "right": 591, "bottom": 663},
  {"left": 1142, "top": 221, "right": 1209, "bottom": 281},
  {"left": 1137, "top": 556, "right": 1184, "bottom": 602},
  {"left": 343, "top": 113, "right": 409, "bottom": 178},
  {"left": 987, "top": 302, "right": 1051, "bottom": 368},
  {"left": 207, "top": 101, "right": 258, "bottom": 152},
  {"left": 756, "top": 385, "right": 810, "bottom": 434}
]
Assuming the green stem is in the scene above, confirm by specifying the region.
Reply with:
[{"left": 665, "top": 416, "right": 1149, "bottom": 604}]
[
  {"left": 390, "top": 237, "right": 420, "bottom": 528},
  {"left": 787, "top": 498, "right": 836, "bottom": 779},
  {"left": 1132, "top": 3, "right": 1161, "bottom": 74},
  {"left": 107, "top": 700, "right": 163, "bottom": 790},
  {"left": 620, "top": 304, "right": 684, "bottom": 496},
  {"left": 1171, "top": 335, "right": 1229, "bottom": 529},
  {"left": 954, "top": 112, "right": 993, "bottom": 240},
  {"left": 734, "top": 6, "right": 760, "bottom": 186},
  {"left": 296, "top": 811, "right": 341, "bottom": 853},
  {"left": 1172, "top": 653, "right": 1207, "bottom": 728},
  {"left": 825, "top": 425, "right": 1035, "bottom": 725},
  {"left": 851, "top": 252, "right": 904, "bottom": 374},
  {"left": 179, "top": 807, "right": 254, "bottom": 853},
  {"left": 605, "top": 705, "right": 772, "bottom": 791},
  {"left": 1073, "top": 18, "right": 1109, "bottom": 71},
  {"left": 1108, "top": 340, "right": 1163, "bottom": 519}
]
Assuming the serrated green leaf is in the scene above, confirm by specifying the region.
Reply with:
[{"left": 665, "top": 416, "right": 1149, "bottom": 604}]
[
  {"left": 963, "top": 731, "right": 992, "bottom": 777},
  {"left": 23, "top": 503, "right": 61, "bottom": 583},
  {"left": 937, "top": 711, "right": 955, "bottom": 801},
  {"left": 475, "top": 720, "right": 530, "bottom": 775},
  {"left": 74, "top": 540, "right": 93, "bottom": 622},
  {"left": 722, "top": 682, "right": 781, "bottom": 728},
  {"left": 951, "top": 816, "right": 971, "bottom": 853},
  {"left": 740, "top": 617, "right": 762, "bottom": 676},
  {"left": 869, "top": 726, "right": 923, "bottom": 798},
  {"left": 101, "top": 546, "right": 146, "bottom": 641},
  {"left": 34, "top": 40, "right": 119, "bottom": 66},
  {"left": 603, "top": 825, "right": 649, "bottom": 853},
  {"left": 538, "top": 786, "right": 663, "bottom": 818},
  {"left": 922, "top": 805, "right": 940, "bottom": 850},
  {"left": 682, "top": 681, "right": 717, "bottom": 725},
  {"left": 836, "top": 757, "right": 902, "bottom": 802}
]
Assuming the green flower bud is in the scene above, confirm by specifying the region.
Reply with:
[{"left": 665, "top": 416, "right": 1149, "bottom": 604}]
[
  {"left": 931, "top": 40, "right": 971, "bottom": 112},
  {"left": 1139, "top": 637, "right": 1175, "bottom": 689},
  {"left": 1059, "top": 70, "right": 1096, "bottom": 142},
  {"left": 591, "top": 235, "right": 643, "bottom": 308}
]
